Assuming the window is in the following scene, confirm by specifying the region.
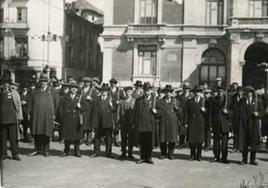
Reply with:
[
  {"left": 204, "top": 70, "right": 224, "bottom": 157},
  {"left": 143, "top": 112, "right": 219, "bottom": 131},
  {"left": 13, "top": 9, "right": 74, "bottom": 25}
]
[
  {"left": 0, "top": 9, "right": 3, "bottom": 23},
  {"left": 15, "top": 38, "right": 28, "bottom": 58},
  {"left": 200, "top": 48, "right": 226, "bottom": 86},
  {"left": 140, "top": 0, "right": 157, "bottom": 24},
  {"left": 138, "top": 45, "right": 157, "bottom": 76},
  {"left": 0, "top": 38, "right": 3, "bottom": 58},
  {"left": 249, "top": 0, "right": 268, "bottom": 17},
  {"left": 17, "top": 7, "right": 27, "bottom": 22},
  {"left": 206, "top": 0, "right": 223, "bottom": 25}
]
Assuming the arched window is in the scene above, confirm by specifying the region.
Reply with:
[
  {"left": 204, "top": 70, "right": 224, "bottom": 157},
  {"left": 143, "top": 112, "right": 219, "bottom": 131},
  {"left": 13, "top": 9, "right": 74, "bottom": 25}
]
[{"left": 200, "top": 48, "right": 226, "bottom": 86}]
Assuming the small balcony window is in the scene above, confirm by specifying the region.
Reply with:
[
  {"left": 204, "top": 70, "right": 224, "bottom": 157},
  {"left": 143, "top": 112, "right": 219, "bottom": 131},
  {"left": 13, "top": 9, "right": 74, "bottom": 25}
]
[
  {"left": 17, "top": 7, "right": 27, "bottom": 22},
  {"left": 206, "top": 0, "right": 224, "bottom": 25},
  {"left": 140, "top": 0, "right": 158, "bottom": 24},
  {"left": 15, "top": 37, "right": 28, "bottom": 58}
]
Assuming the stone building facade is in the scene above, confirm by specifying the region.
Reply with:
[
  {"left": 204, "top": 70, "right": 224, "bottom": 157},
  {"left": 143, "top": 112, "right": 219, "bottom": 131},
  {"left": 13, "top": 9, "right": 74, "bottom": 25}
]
[{"left": 101, "top": 0, "right": 268, "bottom": 89}]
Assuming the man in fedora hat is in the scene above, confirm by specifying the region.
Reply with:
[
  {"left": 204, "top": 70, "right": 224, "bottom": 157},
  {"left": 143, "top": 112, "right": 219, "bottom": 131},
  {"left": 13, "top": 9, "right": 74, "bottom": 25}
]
[
  {"left": 109, "top": 78, "right": 125, "bottom": 147},
  {"left": 132, "top": 80, "right": 144, "bottom": 99},
  {"left": 203, "top": 88, "right": 212, "bottom": 151},
  {"left": 134, "top": 82, "right": 159, "bottom": 164},
  {"left": 58, "top": 80, "right": 83, "bottom": 157},
  {"left": 229, "top": 86, "right": 245, "bottom": 153},
  {"left": 155, "top": 85, "right": 181, "bottom": 160},
  {"left": 184, "top": 86, "right": 205, "bottom": 161},
  {"left": 0, "top": 76, "right": 23, "bottom": 161},
  {"left": 178, "top": 83, "right": 192, "bottom": 149},
  {"left": 80, "top": 76, "right": 98, "bottom": 146},
  {"left": 27, "top": 74, "right": 59, "bottom": 157},
  {"left": 91, "top": 83, "right": 115, "bottom": 158},
  {"left": 118, "top": 86, "right": 136, "bottom": 159},
  {"left": 210, "top": 86, "right": 230, "bottom": 164},
  {"left": 239, "top": 86, "right": 264, "bottom": 165}
]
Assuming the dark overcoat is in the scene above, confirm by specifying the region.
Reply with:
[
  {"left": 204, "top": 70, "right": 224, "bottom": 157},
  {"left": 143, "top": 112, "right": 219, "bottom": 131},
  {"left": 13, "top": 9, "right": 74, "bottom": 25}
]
[
  {"left": 178, "top": 93, "right": 192, "bottom": 136},
  {"left": 238, "top": 97, "right": 264, "bottom": 151},
  {"left": 28, "top": 86, "right": 59, "bottom": 137},
  {"left": 261, "top": 94, "right": 268, "bottom": 136},
  {"left": 91, "top": 96, "right": 114, "bottom": 130},
  {"left": 210, "top": 96, "right": 230, "bottom": 134},
  {"left": 80, "top": 87, "right": 98, "bottom": 131},
  {"left": 156, "top": 97, "right": 181, "bottom": 143},
  {"left": 184, "top": 97, "right": 205, "bottom": 144},
  {"left": 58, "top": 94, "right": 82, "bottom": 141},
  {"left": 133, "top": 95, "right": 159, "bottom": 147}
]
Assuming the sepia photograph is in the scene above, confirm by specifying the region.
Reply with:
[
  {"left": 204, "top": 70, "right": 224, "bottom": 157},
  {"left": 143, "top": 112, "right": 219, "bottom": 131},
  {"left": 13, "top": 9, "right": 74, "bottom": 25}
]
[{"left": 0, "top": 0, "right": 268, "bottom": 187}]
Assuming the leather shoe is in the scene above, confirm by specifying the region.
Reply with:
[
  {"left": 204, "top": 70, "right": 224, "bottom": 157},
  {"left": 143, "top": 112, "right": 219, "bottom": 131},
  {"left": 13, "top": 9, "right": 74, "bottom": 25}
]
[
  {"left": 128, "top": 155, "right": 135, "bottom": 160},
  {"left": 240, "top": 161, "right": 247, "bottom": 165},
  {"left": 90, "top": 153, "right": 99, "bottom": 158},
  {"left": 0, "top": 155, "right": 9, "bottom": 161},
  {"left": 75, "top": 152, "right": 82, "bottom": 158},
  {"left": 44, "top": 152, "right": 50, "bottom": 157},
  {"left": 136, "top": 159, "right": 146, "bottom": 164},
  {"left": 196, "top": 157, "right": 202, "bottom": 162},
  {"left": 222, "top": 159, "right": 229, "bottom": 164},
  {"left": 60, "top": 152, "right": 70, "bottom": 158},
  {"left": 168, "top": 155, "right": 175, "bottom": 160},
  {"left": 146, "top": 159, "right": 154, "bottom": 164},
  {"left": 250, "top": 161, "right": 258, "bottom": 166},
  {"left": 159, "top": 155, "right": 166, "bottom": 160},
  {"left": 28, "top": 151, "right": 42, "bottom": 157},
  {"left": 12, "top": 154, "right": 21, "bottom": 161},
  {"left": 210, "top": 157, "right": 220, "bottom": 163}
]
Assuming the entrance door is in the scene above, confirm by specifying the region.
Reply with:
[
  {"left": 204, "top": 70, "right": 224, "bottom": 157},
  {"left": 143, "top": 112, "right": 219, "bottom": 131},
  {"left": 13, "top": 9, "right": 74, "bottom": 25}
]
[{"left": 243, "top": 42, "right": 268, "bottom": 89}]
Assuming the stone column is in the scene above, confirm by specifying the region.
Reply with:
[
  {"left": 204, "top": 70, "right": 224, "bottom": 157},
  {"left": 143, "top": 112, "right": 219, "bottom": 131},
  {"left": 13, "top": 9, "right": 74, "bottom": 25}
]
[
  {"left": 229, "top": 33, "right": 243, "bottom": 85},
  {"left": 102, "top": 47, "right": 113, "bottom": 83}
]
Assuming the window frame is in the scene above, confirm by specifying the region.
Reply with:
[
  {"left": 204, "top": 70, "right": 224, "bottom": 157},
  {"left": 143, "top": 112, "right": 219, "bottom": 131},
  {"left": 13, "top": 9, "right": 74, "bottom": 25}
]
[
  {"left": 17, "top": 7, "right": 27, "bottom": 22},
  {"left": 199, "top": 48, "right": 226, "bottom": 86},
  {"left": 14, "top": 37, "right": 28, "bottom": 58},
  {"left": 249, "top": 0, "right": 268, "bottom": 17},
  {"left": 139, "top": 0, "right": 158, "bottom": 24},
  {"left": 137, "top": 45, "right": 157, "bottom": 76},
  {"left": 206, "top": 0, "right": 224, "bottom": 26}
]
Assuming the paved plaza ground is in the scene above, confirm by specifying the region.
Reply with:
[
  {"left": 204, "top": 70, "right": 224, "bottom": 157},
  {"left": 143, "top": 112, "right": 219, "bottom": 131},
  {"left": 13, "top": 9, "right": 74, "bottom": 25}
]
[{"left": 1, "top": 141, "right": 268, "bottom": 188}]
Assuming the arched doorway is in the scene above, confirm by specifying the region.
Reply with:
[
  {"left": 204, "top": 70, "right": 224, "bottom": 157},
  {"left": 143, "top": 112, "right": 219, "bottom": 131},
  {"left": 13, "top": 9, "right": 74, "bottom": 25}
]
[{"left": 243, "top": 42, "right": 268, "bottom": 89}]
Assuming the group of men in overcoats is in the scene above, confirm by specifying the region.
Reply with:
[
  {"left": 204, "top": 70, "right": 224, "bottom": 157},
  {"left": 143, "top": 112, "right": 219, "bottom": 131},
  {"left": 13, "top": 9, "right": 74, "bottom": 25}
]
[{"left": 0, "top": 74, "right": 267, "bottom": 167}]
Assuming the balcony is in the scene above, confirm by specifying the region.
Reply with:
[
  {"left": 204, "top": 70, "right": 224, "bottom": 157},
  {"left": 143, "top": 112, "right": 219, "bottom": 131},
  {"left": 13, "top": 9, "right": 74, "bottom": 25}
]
[
  {"left": 126, "top": 24, "right": 166, "bottom": 37},
  {"left": 0, "top": 22, "right": 28, "bottom": 30}
]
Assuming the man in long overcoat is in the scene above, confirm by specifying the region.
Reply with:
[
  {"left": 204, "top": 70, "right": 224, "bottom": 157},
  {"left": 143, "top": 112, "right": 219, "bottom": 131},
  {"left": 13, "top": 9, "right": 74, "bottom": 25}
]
[
  {"left": 119, "top": 86, "right": 136, "bottom": 159},
  {"left": 0, "top": 77, "right": 23, "bottom": 161},
  {"left": 28, "top": 74, "right": 59, "bottom": 157},
  {"left": 239, "top": 86, "right": 264, "bottom": 165},
  {"left": 184, "top": 86, "right": 205, "bottom": 161},
  {"left": 80, "top": 77, "right": 98, "bottom": 146},
  {"left": 134, "top": 82, "right": 159, "bottom": 164},
  {"left": 156, "top": 85, "right": 181, "bottom": 160},
  {"left": 58, "top": 81, "right": 83, "bottom": 157},
  {"left": 90, "top": 83, "right": 114, "bottom": 158},
  {"left": 178, "top": 83, "right": 192, "bottom": 148},
  {"left": 210, "top": 86, "right": 230, "bottom": 163}
]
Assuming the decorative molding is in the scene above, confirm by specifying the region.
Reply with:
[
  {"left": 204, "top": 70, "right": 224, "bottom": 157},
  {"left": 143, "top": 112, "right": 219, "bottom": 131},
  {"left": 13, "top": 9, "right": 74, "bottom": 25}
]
[
  {"left": 230, "top": 33, "right": 240, "bottom": 44},
  {"left": 208, "top": 39, "right": 218, "bottom": 48},
  {"left": 255, "top": 33, "right": 264, "bottom": 42}
]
